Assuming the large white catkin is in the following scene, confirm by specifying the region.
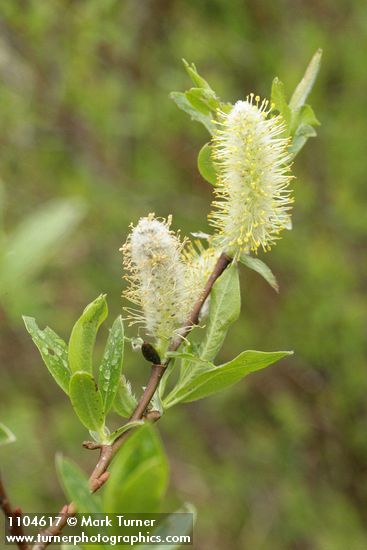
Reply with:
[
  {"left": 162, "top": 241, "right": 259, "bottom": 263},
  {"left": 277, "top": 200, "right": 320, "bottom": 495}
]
[
  {"left": 121, "top": 214, "right": 189, "bottom": 342},
  {"left": 121, "top": 215, "right": 220, "bottom": 344},
  {"left": 121, "top": 214, "right": 216, "bottom": 342},
  {"left": 210, "top": 96, "right": 294, "bottom": 256}
]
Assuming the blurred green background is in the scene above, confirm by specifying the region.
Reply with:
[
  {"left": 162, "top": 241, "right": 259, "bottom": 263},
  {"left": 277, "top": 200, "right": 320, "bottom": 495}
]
[{"left": 0, "top": 1, "right": 366, "bottom": 548}]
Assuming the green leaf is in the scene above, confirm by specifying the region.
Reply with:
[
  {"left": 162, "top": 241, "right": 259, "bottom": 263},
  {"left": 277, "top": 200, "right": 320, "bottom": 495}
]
[
  {"left": 98, "top": 316, "right": 124, "bottom": 413},
  {"left": 138, "top": 502, "right": 196, "bottom": 550},
  {"left": 199, "top": 263, "right": 241, "bottom": 362},
  {"left": 185, "top": 87, "right": 219, "bottom": 114},
  {"left": 166, "top": 351, "right": 212, "bottom": 366},
  {"left": 289, "top": 124, "right": 318, "bottom": 158},
  {"left": 113, "top": 375, "right": 138, "bottom": 418},
  {"left": 289, "top": 49, "right": 322, "bottom": 112},
  {"left": 23, "top": 316, "right": 70, "bottom": 393},
  {"left": 104, "top": 424, "right": 168, "bottom": 513},
  {"left": 299, "top": 104, "right": 320, "bottom": 126},
  {"left": 68, "top": 294, "right": 108, "bottom": 375},
  {"left": 165, "top": 350, "right": 292, "bottom": 406},
  {"left": 271, "top": 77, "right": 291, "bottom": 129},
  {"left": 239, "top": 254, "right": 279, "bottom": 292},
  {"left": 197, "top": 143, "right": 217, "bottom": 185},
  {"left": 56, "top": 454, "right": 102, "bottom": 514},
  {"left": 69, "top": 371, "right": 105, "bottom": 433},
  {"left": 170, "top": 92, "right": 215, "bottom": 134},
  {"left": 182, "top": 59, "right": 213, "bottom": 90},
  {"left": 289, "top": 103, "right": 320, "bottom": 158},
  {"left": 163, "top": 352, "right": 213, "bottom": 406},
  {"left": 0, "top": 423, "right": 16, "bottom": 446},
  {"left": 107, "top": 420, "right": 144, "bottom": 444},
  {"left": 0, "top": 199, "right": 85, "bottom": 294}
]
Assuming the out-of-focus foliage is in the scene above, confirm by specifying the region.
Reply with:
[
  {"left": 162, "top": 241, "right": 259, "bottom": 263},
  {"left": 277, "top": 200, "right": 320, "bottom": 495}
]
[
  {"left": 0, "top": 1, "right": 366, "bottom": 549},
  {"left": 0, "top": 187, "right": 85, "bottom": 321},
  {"left": 0, "top": 422, "right": 16, "bottom": 446}
]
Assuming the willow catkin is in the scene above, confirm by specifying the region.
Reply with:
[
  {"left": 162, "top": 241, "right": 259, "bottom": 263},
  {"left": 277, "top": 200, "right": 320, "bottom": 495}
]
[
  {"left": 121, "top": 214, "right": 189, "bottom": 343},
  {"left": 210, "top": 95, "right": 294, "bottom": 256}
]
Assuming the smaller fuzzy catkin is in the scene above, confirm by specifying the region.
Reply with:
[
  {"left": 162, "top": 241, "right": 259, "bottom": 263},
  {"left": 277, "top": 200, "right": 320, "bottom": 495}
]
[
  {"left": 121, "top": 214, "right": 190, "bottom": 344},
  {"left": 210, "top": 95, "right": 294, "bottom": 256}
]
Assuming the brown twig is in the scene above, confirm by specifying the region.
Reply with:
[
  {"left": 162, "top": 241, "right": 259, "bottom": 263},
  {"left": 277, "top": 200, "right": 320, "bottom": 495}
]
[
  {"left": 0, "top": 473, "right": 30, "bottom": 550},
  {"left": 32, "top": 252, "right": 232, "bottom": 550}
]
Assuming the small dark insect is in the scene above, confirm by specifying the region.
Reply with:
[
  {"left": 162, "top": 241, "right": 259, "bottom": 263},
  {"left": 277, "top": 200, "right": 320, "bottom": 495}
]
[{"left": 141, "top": 341, "right": 161, "bottom": 365}]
